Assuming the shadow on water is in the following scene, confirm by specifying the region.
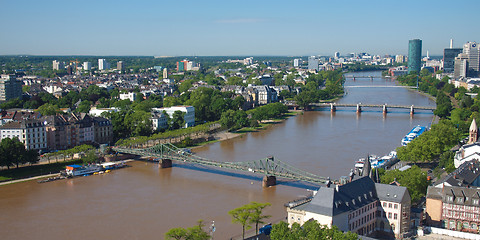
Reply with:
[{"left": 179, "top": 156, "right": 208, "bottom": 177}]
[{"left": 171, "top": 163, "right": 320, "bottom": 190}]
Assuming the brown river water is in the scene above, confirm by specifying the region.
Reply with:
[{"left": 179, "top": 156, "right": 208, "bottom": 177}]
[{"left": 0, "top": 71, "right": 435, "bottom": 239}]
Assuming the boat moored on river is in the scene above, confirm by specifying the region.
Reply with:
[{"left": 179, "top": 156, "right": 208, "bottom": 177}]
[{"left": 401, "top": 125, "right": 427, "bottom": 146}]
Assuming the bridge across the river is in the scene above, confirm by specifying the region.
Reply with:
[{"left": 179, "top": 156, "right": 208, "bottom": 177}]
[
  {"left": 313, "top": 103, "right": 435, "bottom": 115},
  {"left": 112, "top": 143, "right": 328, "bottom": 187},
  {"left": 285, "top": 101, "right": 435, "bottom": 114}
]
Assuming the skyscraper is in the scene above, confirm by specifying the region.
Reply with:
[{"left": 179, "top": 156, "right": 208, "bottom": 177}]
[
  {"left": 454, "top": 53, "right": 468, "bottom": 79},
  {"left": 463, "top": 42, "right": 480, "bottom": 76},
  {"left": 98, "top": 59, "right": 109, "bottom": 70},
  {"left": 408, "top": 39, "right": 422, "bottom": 74},
  {"left": 52, "top": 60, "right": 64, "bottom": 70},
  {"left": 443, "top": 48, "right": 462, "bottom": 73},
  {"left": 308, "top": 56, "right": 319, "bottom": 71},
  {"left": 117, "top": 61, "right": 124, "bottom": 72},
  {"left": 83, "top": 62, "right": 92, "bottom": 71},
  {"left": 163, "top": 68, "right": 168, "bottom": 79},
  {"left": 0, "top": 75, "right": 23, "bottom": 101}
]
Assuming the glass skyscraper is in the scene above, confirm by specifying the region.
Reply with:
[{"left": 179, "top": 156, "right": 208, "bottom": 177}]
[{"left": 408, "top": 39, "right": 422, "bottom": 74}]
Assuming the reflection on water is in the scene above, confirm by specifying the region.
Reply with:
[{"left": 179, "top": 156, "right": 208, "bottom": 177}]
[{"left": 0, "top": 71, "right": 435, "bottom": 239}]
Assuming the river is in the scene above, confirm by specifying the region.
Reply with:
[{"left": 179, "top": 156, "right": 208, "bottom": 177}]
[{"left": 0, "top": 71, "right": 435, "bottom": 240}]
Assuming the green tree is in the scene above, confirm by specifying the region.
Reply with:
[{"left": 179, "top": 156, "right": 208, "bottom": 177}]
[
  {"left": 269, "top": 220, "right": 358, "bottom": 240},
  {"left": 165, "top": 228, "right": 187, "bottom": 240},
  {"left": 164, "top": 220, "right": 210, "bottom": 240},
  {"left": 124, "top": 110, "right": 153, "bottom": 136},
  {"left": 228, "top": 204, "right": 253, "bottom": 240},
  {"left": 0, "top": 137, "right": 27, "bottom": 168},
  {"left": 37, "top": 103, "right": 59, "bottom": 116},
  {"left": 396, "top": 120, "right": 461, "bottom": 163},
  {"left": 220, "top": 109, "right": 236, "bottom": 130},
  {"left": 380, "top": 165, "right": 429, "bottom": 203},
  {"left": 170, "top": 110, "right": 185, "bottom": 130},
  {"left": 76, "top": 100, "right": 92, "bottom": 113},
  {"left": 82, "top": 150, "right": 98, "bottom": 164},
  {"left": 248, "top": 202, "right": 271, "bottom": 234},
  {"left": 163, "top": 96, "right": 182, "bottom": 108}
]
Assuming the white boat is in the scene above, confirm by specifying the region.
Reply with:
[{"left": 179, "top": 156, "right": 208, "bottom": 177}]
[
  {"left": 354, "top": 155, "right": 377, "bottom": 173},
  {"left": 65, "top": 164, "right": 103, "bottom": 177}
]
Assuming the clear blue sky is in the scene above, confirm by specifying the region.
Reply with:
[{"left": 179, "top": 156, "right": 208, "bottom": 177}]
[{"left": 1, "top": 0, "right": 479, "bottom": 56}]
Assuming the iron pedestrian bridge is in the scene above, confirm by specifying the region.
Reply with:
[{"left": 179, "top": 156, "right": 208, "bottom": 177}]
[{"left": 112, "top": 143, "right": 329, "bottom": 187}]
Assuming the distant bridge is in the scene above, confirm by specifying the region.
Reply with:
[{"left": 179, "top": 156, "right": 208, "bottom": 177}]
[
  {"left": 313, "top": 103, "right": 435, "bottom": 114},
  {"left": 285, "top": 101, "right": 435, "bottom": 114},
  {"left": 344, "top": 85, "right": 416, "bottom": 89},
  {"left": 112, "top": 143, "right": 328, "bottom": 187}
]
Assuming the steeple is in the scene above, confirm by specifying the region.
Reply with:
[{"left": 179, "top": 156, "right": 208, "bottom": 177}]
[
  {"left": 362, "top": 154, "right": 372, "bottom": 178},
  {"left": 469, "top": 119, "right": 478, "bottom": 144}
]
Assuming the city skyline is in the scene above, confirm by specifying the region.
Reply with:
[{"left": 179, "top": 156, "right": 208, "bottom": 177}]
[{"left": 1, "top": 0, "right": 479, "bottom": 56}]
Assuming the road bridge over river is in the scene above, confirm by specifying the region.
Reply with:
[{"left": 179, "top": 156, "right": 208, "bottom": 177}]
[{"left": 112, "top": 143, "right": 329, "bottom": 187}]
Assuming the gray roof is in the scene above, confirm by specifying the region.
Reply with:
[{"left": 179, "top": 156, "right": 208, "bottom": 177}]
[
  {"left": 426, "top": 186, "right": 443, "bottom": 200},
  {"left": 436, "top": 160, "right": 480, "bottom": 187},
  {"left": 295, "top": 177, "right": 378, "bottom": 217},
  {"left": 375, "top": 183, "right": 410, "bottom": 203},
  {"left": 443, "top": 186, "right": 480, "bottom": 206}
]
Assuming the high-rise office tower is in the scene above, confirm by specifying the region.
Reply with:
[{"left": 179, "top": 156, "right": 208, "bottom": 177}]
[
  {"left": 163, "top": 68, "right": 168, "bottom": 79},
  {"left": 334, "top": 52, "right": 340, "bottom": 59},
  {"left": 408, "top": 39, "right": 422, "bottom": 74},
  {"left": 117, "top": 61, "right": 124, "bottom": 72},
  {"left": 52, "top": 60, "right": 64, "bottom": 70},
  {"left": 83, "top": 62, "right": 92, "bottom": 71},
  {"left": 463, "top": 42, "right": 480, "bottom": 76},
  {"left": 98, "top": 59, "right": 109, "bottom": 70},
  {"left": 308, "top": 56, "right": 319, "bottom": 71},
  {"left": 0, "top": 75, "right": 23, "bottom": 101},
  {"left": 454, "top": 53, "right": 469, "bottom": 79}
]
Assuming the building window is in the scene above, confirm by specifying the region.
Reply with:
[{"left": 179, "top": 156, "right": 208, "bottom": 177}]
[
  {"left": 388, "top": 203, "right": 392, "bottom": 208},
  {"left": 473, "top": 199, "right": 479, "bottom": 205},
  {"left": 383, "top": 202, "right": 386, "bottom": 207},
  {"left": 464, "top": 222, "right": 469, "bottom": 229},
  {"left": 388, "top": 212, "right": 392, "bottom": 219},
  {"left": 394, "top": 204, "right": 398, "bottom": 209},
  {"left": 394, "top": 213, "right": 397, "bottom": 220}
]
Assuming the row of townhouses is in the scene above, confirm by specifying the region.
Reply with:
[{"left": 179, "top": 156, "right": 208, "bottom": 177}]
[{"left": 0, "top": 110, "right": 113, "bottom": 152}]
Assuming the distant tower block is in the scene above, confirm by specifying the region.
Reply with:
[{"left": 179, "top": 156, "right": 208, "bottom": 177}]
[
  {"left": 410, "top": 105, "right": 415, "bottom": 115},
  {"left": 330, "top": 103, "right": 336, "bottom": 113},
  {"left": 163, "top": 68, "right": 168, "bottom": 79},
  {"left": 383, "top": 104, "right": 387, "bottom": 114},
  {"left": 356, "top": 104, "right": 362, "bottom": 114}
]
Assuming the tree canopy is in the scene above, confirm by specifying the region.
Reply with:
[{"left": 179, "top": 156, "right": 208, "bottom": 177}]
[{"left": 270, "top": 220, "right": 358, "bottom": 240}]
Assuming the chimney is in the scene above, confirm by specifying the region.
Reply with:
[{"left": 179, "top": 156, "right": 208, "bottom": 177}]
[{"left": 450, "top": 39, "right": 453, "bottom": 49}]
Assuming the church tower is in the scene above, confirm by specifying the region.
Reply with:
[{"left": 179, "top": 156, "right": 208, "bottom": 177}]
[{"left": 468, "top": 119, "right": 478, "bottom": 144}]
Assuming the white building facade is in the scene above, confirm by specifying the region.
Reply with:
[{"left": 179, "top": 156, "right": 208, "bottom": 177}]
[
  {"left": 152, "top": 106, "right": 195, "bottom": 128},
  {"left": 0, "top": 120, "right": 47, "bottom": 151}
]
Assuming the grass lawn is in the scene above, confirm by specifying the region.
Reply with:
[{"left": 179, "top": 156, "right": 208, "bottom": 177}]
[{"left": 0, "top": 160, "right": 83, "bottom": 182}]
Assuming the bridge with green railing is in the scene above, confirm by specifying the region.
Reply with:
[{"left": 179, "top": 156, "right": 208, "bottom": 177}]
[{"left": 112, "top": 143, "right": 328, "bottom": 187}]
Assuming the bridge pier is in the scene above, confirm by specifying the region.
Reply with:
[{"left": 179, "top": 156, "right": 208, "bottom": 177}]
[
  {"left": 330, "top": 103, "right": 336, "bottom": 113},
  {"left": 383, "top": 104, "right": 387, "bottom": 115},
  {"left": 159, "top": 159, "right": 172, "bottom": 168},
  {"left": 356, "top": 104, "right": 361, "bottom": 114},
  {"left": 410, "top": 105, "right": 415, "bottom": 116},
  {"left": 263, "top": 175, "right": 276, "bottom": 187}
]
